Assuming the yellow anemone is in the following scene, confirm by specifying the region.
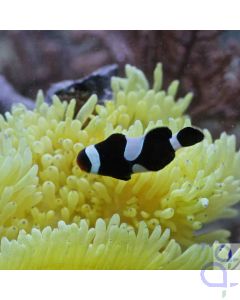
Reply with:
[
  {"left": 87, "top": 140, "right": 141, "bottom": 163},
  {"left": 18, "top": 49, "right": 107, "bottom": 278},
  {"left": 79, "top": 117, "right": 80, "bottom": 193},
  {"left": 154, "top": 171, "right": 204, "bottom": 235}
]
[{"left": 0, "top": 63, "right": 239, "bottom": 269}]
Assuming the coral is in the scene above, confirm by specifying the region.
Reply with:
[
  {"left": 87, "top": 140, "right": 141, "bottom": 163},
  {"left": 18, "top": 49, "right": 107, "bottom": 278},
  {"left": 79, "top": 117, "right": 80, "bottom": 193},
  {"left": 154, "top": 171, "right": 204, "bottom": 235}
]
[
  {"left": 0, "top": 214, "right": 214, "bottom": 270},
  {"left": 0, "top": 63, "right": 239, "bottom": 269}
]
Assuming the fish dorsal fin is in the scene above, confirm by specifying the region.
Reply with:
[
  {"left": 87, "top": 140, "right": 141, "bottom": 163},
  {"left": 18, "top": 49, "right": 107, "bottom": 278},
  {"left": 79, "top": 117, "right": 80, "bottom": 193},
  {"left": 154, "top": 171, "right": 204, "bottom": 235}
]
[
  {"left": 105, "top": 133, "right": 125, "bottom": 143},
  {"left": 135, "top": 126, "right": 174, "bottom": 171},
  {"left": 145, "top": 127, "right": 172, "bottom": 141},
  {"left": 95, "top": 133, "right": 126, "bottom": 155}
]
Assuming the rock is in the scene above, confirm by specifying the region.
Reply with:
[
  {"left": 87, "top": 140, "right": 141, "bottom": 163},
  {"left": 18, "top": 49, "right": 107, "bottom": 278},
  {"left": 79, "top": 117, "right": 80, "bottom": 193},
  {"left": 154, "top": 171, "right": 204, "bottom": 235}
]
[{"left": 45, "top": 64, "right": 118, "bottom": 109}]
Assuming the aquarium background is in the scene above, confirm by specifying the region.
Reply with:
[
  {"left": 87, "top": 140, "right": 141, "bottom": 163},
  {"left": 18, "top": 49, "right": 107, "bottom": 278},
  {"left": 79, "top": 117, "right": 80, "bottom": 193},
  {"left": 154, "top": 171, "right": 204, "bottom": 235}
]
[
  {"left": 0, "top": 30, "right": 240, "bottom": 256},
  {"left": 1, "top": 31, "right": 240, "bottom": 138}
]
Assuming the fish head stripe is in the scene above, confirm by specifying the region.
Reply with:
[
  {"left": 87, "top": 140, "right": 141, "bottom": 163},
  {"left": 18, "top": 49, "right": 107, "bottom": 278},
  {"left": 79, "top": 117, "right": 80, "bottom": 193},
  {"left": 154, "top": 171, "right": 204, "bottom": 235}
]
[
  {"left": 124, "top": 136, "right": 145, "bottom": 161},
  {"left": 85, "top": 145, "right": 101, "bottom": 174}
]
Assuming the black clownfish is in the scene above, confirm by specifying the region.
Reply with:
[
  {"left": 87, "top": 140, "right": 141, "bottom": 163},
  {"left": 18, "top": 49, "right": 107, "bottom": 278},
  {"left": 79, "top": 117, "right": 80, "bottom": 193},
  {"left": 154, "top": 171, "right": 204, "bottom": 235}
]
[{"left": 77, "top": 126, "right": 204, "bottom": 181}]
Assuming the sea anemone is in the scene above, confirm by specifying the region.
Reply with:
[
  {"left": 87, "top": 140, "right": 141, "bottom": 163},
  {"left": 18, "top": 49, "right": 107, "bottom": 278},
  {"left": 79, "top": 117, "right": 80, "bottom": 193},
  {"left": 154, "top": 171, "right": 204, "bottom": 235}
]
[{"left": 0, "top": 63, "right": 240, "bottom": 269}]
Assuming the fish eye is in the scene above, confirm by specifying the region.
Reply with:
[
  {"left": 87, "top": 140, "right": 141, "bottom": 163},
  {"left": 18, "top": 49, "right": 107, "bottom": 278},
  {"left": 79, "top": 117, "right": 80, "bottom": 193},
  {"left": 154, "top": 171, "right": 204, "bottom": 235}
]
[{"left": 77, "top": 150, "right": 91, "bottom": 172}]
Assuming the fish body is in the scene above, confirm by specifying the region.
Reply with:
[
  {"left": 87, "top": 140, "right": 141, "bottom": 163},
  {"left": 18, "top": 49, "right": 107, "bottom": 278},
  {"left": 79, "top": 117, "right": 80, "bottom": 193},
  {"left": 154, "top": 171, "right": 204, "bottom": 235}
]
[{"left": 77, "top": 126, "right": 204, "bottom": 181}]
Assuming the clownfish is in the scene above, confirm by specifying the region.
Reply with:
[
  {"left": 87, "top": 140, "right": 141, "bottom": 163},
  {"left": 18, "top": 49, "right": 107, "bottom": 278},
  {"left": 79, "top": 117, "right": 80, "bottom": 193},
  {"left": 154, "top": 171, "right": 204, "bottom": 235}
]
[{"left": 77, "top": 126, "right": 204, "bottom": 181}]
